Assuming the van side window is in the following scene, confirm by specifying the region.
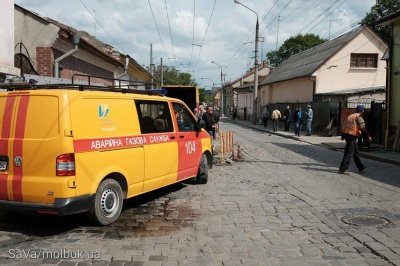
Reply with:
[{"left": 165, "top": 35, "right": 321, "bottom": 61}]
[
  {"left": 172, "top": 103, "right": 196, "bottom": 132},
  {"left": 135, "top": 100, "right": 173, "bottom": 134}
]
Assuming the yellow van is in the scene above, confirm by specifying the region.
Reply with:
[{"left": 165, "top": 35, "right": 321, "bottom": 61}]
[{"left": 0, "top": 79, "right": 212, "bottom": 225}]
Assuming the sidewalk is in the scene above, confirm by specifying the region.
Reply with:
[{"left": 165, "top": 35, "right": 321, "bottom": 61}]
[{"left": 223, "top": 117, "right": 400, "bottom": 167}]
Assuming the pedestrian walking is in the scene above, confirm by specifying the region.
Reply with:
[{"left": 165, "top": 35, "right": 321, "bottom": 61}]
[
  {"left": 305, "top": 105, "right": 313, "bottom": 136},
  {"left": 271, "top": 107, "right": 281, "bottom": 132},
  {"left": 284, "top": 105, "right": 291, "bottom": 131},
  {"left": 293, "top": 106, "right": 304, "bottom": 136},
  {"left": 338, "top": 105, "right": 371, "bottom": 174},
  {"left": 261, "top": 108, "right": 270, "bottom": 129}
]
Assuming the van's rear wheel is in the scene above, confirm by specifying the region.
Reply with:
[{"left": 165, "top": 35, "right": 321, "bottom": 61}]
[
  {"left": 196, "top": 154, "right": 209, "bottom": 184},
  {"left": 89, "top": 179, "right": 123, "bottom": 225}
]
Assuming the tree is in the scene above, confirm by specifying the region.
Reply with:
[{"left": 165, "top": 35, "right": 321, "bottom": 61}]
[
  {"left": 145, "top": 65, "right": 197, "bottom": 88},
  {"left": 360, "top": 0, "right": 400, "bottom": 45},
  {"left": 267, "top": 33, "right": 326, "bottom": 67},
  {"left": 198, "top": 87, "right": 214, "bottom": 105}
]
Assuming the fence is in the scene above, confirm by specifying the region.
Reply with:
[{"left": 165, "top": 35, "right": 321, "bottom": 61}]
[
  {"left": 263, "top": 99, "right": 386, "bottom": 144},
  {"left": 266, "top": 101, "right": 340, "bottom": 134}
]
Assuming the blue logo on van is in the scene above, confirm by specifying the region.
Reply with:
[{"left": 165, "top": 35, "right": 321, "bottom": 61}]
[{"left": 99, "top": 104, "right": 110, "bottom": 118}]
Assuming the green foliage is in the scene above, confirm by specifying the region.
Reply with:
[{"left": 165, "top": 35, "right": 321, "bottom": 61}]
[
  {"left": 360, "top": 0, "right": 400, "bottom": 45},
  {"left": 198, "top": 87, "right": 214, "bottom": 105},
  {"left": 146, "top": 65, "right": 197, "bottom": 88},
  {"left": 267, "top": 33, "right": 326, "bottom": 67}
]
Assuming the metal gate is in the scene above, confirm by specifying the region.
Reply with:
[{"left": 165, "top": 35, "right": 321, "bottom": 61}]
[
  {"left": 338, "top": 100, "right": 386, "bottom": 145},
  {"left": 370, "top": 101, "right": 386, "bottom": 144}
]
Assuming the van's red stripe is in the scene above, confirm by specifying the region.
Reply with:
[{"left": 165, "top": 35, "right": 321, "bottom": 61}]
[
  {"left": 12, "top": 96, "right": 30, "bottom": 201},
  {"left": 0, "top": 96, "right": 16, "bottom": 200}
]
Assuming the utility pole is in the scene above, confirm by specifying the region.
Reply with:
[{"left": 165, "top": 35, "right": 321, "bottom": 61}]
[
  {"left": 160, "top": 58, "right": 163, "bottom": 87},
  {"left": 150, "top": 43, "right": 154, "bottom": 89},
  {"left": 276, "top": 15, "right": 281, "bottom": 51},
  {"left": 211, "top": 61, "right": 224, "bottom": 117},
  {"left": 234, "top": 0, "right": 259, "bottom": 124}
]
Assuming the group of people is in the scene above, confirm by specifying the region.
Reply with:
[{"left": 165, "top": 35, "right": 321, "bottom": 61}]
[
  {"left": 195, "top": 105, "right": 220, "bottom": 140},
  {"left": 261, "top": 104, "right": 371, "bottom": 175},
  {"left": 197, "top": 103, "right": 371, "bottom": 175},
  {"left": 261, "top": 105, "right": 313, "bottom": 136}
]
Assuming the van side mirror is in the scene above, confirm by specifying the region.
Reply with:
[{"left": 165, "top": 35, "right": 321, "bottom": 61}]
[{"left": 195, "top": 119, "right": 206, "bottom": 132}]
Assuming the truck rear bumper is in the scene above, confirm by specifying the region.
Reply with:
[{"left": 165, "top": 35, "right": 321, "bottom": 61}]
[{"left": 0, "top": 194, "right": 94, "bottom": 216}]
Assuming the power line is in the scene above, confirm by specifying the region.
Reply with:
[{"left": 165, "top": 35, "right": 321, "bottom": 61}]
[
  {"left": 189, "top": 0, "right": 196, "bottom": 72},
  {"left": 329, "top": 20, "right": 361, "bottom": 40},
  {"left": 296, "top": 0, "right": 340, "bottom": 34},
  {"left": 306, "top": 0, "right": 348, "bottom": 34},
  {"left": 274, "top": 0, "right": 325, "bottom": 35},
  {"left": 165, "top": 0, "right": 177, "bottom": 66},
  {"left": 147, "top": 0, "right": 173, "bottom": 65},
  {"left": 192, "top": 0, "right": 217, "bottom": 72},
  {"left": 225, "top": 0, "right": 280, "bottom": 70},
  {"left": 79, "top": 0, "right": 124, "bottom": 53}
]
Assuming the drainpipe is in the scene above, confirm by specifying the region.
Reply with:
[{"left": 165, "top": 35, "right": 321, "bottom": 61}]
[
  {"left": 115, "top": 56, "right": 129, "bottom": 79},
  {"left": 54, "top": 35, "right": 80, "bottom": 78},
  {"left": 309, "top": 75, "right": 316, "bottom": 101}
]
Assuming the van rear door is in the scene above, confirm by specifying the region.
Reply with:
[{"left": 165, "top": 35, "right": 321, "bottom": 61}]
[{"left": 0, "top": 91, "right": 75, "bottom": 204}]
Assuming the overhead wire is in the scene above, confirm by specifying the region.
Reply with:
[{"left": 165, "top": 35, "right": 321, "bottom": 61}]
[
  {"left": 192, "top": 0, "right": 217, "bottom": 72},
  {"left": 306, "top": 0, "right": 348, "bottom": 34},
  {"left": 226, "top": 0, "right": 340, "bottom": 81},
  {"left": 165, "top": 0, "right": 177, "bottom": 67},
  {"left": 224, "top": 0, "right": 281, "bottom": 71},
  {"left": 296, "top": 0, "right": 340, "bottom": 34},
  {"left": 329, "top": 20, "right": 361, "bottom": 40},
  {"left": 225, "top": 0, "right": 292, "bottom": 78},
  {"left": 189, "top": 0, "right": 196, "bottom": 72},
  {"left": 148, "top": 0, "right": 173, "bottom": 65},
  {"left": 79, "top": 0, "right": 124, "bottom": 53},
  {"left": 274, "top": 0, "right": 326, "bottom": 35}
]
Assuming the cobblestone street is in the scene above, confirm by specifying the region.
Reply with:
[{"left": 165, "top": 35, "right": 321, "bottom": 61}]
[{"left": 1, "top": 120, "right": 400, "bottom": 265}]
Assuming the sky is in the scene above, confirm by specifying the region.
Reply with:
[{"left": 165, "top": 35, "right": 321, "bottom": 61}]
[{"left": 14, "top": 0, "right": 376, "bottom": 90}]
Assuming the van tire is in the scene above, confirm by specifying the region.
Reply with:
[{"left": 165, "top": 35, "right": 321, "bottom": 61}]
[
  {"left": 88, "top": 179, "right": 123, "bottom": 225},
  {"left": 196, "top": 154, "right": 209, "bottom": 184}
]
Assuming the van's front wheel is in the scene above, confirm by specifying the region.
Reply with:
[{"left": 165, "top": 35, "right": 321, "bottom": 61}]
[
  {"left": 196, "top": 154, "right": 209, "bottom": 184},
  {"left": 89, "top": 179, "right": 123, "bottom": 225}
]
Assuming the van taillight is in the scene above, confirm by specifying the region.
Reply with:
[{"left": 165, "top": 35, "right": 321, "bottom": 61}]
[{"left": 56, "top": 154, "right": 75, "bottom": 176}]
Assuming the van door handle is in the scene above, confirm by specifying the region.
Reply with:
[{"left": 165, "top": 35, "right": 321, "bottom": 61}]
[
  {"left": 170, "top": 136, "right": 176, "bottom": 140},
  {"left": 178, "top": 135, "right": 185, "bottom": 139}
]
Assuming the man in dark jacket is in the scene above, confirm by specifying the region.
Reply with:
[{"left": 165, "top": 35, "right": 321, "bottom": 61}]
[
  {"left": 202, "top": 106, "right": 215, "bottom": 138},
  {"left": 212, "top": 108, "right": 220, "bottom": 139},
  {"left": 284, "top": 105, "right": 291, "bottom": 131},
  {"left": 293, "top": 107, "right": 304, "bottom": 137}
]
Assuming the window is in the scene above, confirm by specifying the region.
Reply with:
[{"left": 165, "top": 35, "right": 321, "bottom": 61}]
[
  {"left": 350, "top": 53, "right": 378, "bottom": 68},
  {"left": 172, "top": 103, "right": 196, "bottom": 132},
  {"left": 135, "top": 100, "right": 173, "bottom": 134}
]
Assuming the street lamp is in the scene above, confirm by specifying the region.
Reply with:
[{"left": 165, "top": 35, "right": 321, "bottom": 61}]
[
  {"left": 234, "top": 0, "right": 259, "bottom": 124},
  {"left": 329, "top": 19, "right": 342, "bottom": 40},
  {"left": 201, "top": 77, "right": 215, "bottom": 87},
  {"left": 211, "top": 61, "right": 224, "bottom": 117}
]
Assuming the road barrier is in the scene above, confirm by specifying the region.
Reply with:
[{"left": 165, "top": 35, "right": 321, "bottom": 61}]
[{"left": 219, "top": 131, "right": 241, "bottom": 163}]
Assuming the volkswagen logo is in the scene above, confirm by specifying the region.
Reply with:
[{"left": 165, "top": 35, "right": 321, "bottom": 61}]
[{"left": 14, "top": 156, "right": 22, "bottom": 167}]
